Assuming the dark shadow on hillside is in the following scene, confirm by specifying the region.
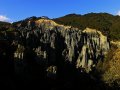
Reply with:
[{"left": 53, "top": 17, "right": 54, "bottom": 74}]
[{"left": 0, "top": 32, "right": 119, "bottom": 90}]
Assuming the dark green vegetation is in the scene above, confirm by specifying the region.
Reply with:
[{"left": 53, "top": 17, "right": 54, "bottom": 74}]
[
  {"left": 0, "top": 13, "right": 120, "bottom": 90},
  {"left": 0, "top": 21, "right": 11, "bottom": 31},
  {"left": 54, "top": 13, "right": 120, "bottom": 40}
]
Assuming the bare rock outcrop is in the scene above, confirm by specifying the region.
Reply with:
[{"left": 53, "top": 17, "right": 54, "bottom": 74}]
[{"left": 13, "top": 18, "right": 110, "bottom": 73}]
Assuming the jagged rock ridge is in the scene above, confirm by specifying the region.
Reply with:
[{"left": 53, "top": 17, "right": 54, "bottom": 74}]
[{"left": 13, "top": 18, "right": 110, "bottom": 74}]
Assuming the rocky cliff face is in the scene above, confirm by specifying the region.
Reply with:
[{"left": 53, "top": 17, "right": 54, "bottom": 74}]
[{"left": 13, "top": 18, "right": 110, "bottom": 74}]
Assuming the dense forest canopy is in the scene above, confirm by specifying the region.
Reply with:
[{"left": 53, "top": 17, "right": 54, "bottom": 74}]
[{"left": 53, "top": 13, "right": 120, "bottom": 40}]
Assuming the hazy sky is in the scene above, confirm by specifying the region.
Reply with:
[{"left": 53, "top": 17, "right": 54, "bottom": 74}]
[{"left": 0, "top": 0, "right": 120, "bottom": 22}]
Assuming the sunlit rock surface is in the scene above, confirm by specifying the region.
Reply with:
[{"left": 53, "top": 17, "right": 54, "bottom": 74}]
[{"left": 13, "top": 18, "right": 110, "bottom": 73}]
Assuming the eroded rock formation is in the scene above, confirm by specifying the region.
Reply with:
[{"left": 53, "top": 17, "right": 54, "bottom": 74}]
[{"left": 13, "top": 18, "right": 110, "bottom": 74}]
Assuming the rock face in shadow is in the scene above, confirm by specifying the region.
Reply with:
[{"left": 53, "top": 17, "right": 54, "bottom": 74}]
[
  {"left": 14, "top": 18, "right": 110, "bottom": 73},
  {"left": 0, "top": 17, "right": 111, "bottom": 89}
]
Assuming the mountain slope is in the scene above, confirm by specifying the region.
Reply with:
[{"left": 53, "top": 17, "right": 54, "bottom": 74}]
[
  {"left": 0, "top": 14, "right": 119, "bottom": 89},
  {"left": 0, "top": 21, "right": 11, "bottom": 31},
  {"left": 53, "top": 13, "right": 120, "bottom": 40}
]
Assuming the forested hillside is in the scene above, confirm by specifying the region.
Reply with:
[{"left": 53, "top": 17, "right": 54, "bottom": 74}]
[{"left": 54, "top": 13, "right": 120, "bottom": 40}]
